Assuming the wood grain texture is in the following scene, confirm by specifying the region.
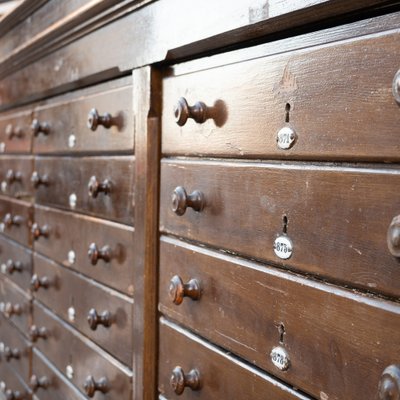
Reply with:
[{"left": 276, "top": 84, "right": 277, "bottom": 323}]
[
  {"left": 0, "top": 108, "right": 32, "bottom": 154},
  {"left": 33, "top": 301, "right": 133, "bottom": 399},
  {"left": 33, "top": 253, "right": 134, "bottom": 367},
  {"left": 0, "top": 156, "right": 33, "bottom": 200},
  {"left": 159, "top": 317, "right": 312, "bottom": 400},
  {"left": 34, "top": 156, "right": 135, "bottom": 225},
  {"left": 160, "top": 159, "right": 400, "bottom": 298}
]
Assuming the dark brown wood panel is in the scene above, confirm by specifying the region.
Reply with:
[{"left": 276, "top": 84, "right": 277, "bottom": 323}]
[
  {"left": 33, "top": 77, "right": 133, "bottom": 154},
  {"left": 159, "top": 318, "right": 312, "bottom": 400},
  {"left": 0, "top": 362, "right": 31, "bottom": 400},
  {"left": 33, "top": 253, "right": 133, "bottom": 366},
  {"left": 33, "top": 205, "right": 134, "bottom": 295},
  {"left": 0, "top": 109, "right": 32, "bottom": 154},
  {"left": 34, "top": 156, "right": 135, "bottom": 225},
  {"left": 159, "top": 236, "right": 400, "bottom": 400},
  {"left": 0, "top": 236, "right": 32, "bottom": 291},
  {"left": 160, "top": 159, "right": 400, "bottom": 298},
  {"left": 0, "top": 156, "right": 33, "bottom": 200}
]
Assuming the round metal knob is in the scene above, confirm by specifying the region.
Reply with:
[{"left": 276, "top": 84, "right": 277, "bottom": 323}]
[
  {"left": 87, "top": 308, "right": 112, "bottom": 331},
  {"left": 31, "top": 119, "right": 50, "bottom": 137},
  {"left": 393, "top": 70, "right": 400, "bottom": 105},
  {"left": 174, "top": 97, "right": 207, "bottom": 126},
  {"left": 30, "top": 274, "right": 50, "bottom": 292},
  {"left": 29, "top": 325, "right": 48, "bottom": 342},
  {"left": 5, "top": 170, "right": 22, "bottom": 184},
  {"left": 87, "top": 108, "right": 113, "bottom": 131},
  {"left": 4, "top": 260, "right": 23, "bottom": 274},
  {"left": 169, "top": 275, "right": 201, "bottom": 305},
  {"left": 170, "top": 366, "right": 201, "bottom": 395},
  {"left": 388, "top": 216, "right": 400, "bottom": 257},
  {"left": 4, "top": 389, "right": 23, "bottom": 400},
  {"left": 87, "top": 243, "right": 112, "bottom": 265},
  {"left": 172, "top": 186, "right": 205, "bottom": 216},
  {"left": 83, "top": 376, "right": 109, "bottom": 397},
  {"left": 88, "top": 176, "right": 111, "bottom": 198},
  {"left": 3, "top": 346, "right": 20, "bottom": 361},
  {"left": 2, "top": 302, "right": 22, "bottom": 318},
  {"left": 379, "top": 365, "right": 400, "bottom": 400},
  {"left": 3, "top": 213, "right": 23, "bottom": 228},
  {"left": 5, "top": 124, "right": 23, "bottom": 140},
  {"left": 29, "top": 375, "right": 50, "bottom": 392},
  {"left": 31, "top": 223, "right": 50, "bottom": 240},
  {"left": 31, "top": 171, "right": 49, "bottom": 188}
]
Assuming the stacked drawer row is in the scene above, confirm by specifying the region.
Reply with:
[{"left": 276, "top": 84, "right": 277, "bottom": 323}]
[
  {"left": 157, "top": 17, "right": 400, "bottom": 400},
  {"left": 0, "top": 76, "right": 135, "bottom": 398}
]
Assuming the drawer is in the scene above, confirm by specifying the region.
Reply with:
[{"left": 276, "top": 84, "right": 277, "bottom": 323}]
[
  {"left": 31, "top": 348, "right": 86, "bottom": 400},
  {"left": 0, "top": 363, "right": 31, "bottom": 400},
  {"left": 159, "top": 318, "right": 311, "bottom": 400},
  {"left": 32, "top": 301, "right": 133, "bottom": 399},
  {"left": 0, "top": 156, "right": 33, "bottom": 199},
  {"left": 0, "top": 109, "right": 32, "bottom": 154},
  {"left": 0, "top": 236, "right": 32, "bottom": 291},
  {"left": 163, "top": 29, "right": 400, "bottom": 161},
  {"left": 0, "top": 277, "right": 30, "bottom": 335},
  {"left": 0, "top": 316, "right": 31, "bottom": 382},
  {"left": 33, "top": 156, "right": 135, "bottom": 225},
  {"left": 33, "top": 205, "right": 134, "bottom": 295},
  {"left": 159, "top": 237, "right": 400, "bottom": 400},
  {"left": 33, "top": 77, "right": 133, "bottom": 154},
  {"left": 160, "top": 159, "right": 400, "bottom": 297},
  {"left": 32, "top": 253, "right": 133, "bottom": 366},
  {"left": 0, "top": 196, "right": 32, "bottom": 247}
]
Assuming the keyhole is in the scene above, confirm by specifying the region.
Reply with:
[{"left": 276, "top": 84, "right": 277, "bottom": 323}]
[
  {"left": 285, "top": 103, "right": 291, "bottom": 123},
  {"left": 282, "top": 215, "right": 288, "bottom": 234},
  {"left": 278, "top": 323, "right": 286, "bottom": 344}
]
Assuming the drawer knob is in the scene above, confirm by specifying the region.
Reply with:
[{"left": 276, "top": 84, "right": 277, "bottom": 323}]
[
  {"left": 172, "top": 186, "right": 204, "bottom": 216},
  {"left": 2, "top": 302, "right": 22, "bottom": 318},
  {"left": 29, "top": 375, "right": 50, "bottom": 392},
  {"left": 170, "top": 366, "right": 201, "bottom": 395},
  {"left": 169, "top": 275, "right": 201, "bottom": 305},
  {"left": 29, "top": 325, "right": 48, "bottom": 342},
  {"left": 88, "top": 243, "right": 112, "bottom": 265},
  {"left": 379, "top": 365, "right": 400, "bottom": 400},
  {"left": 88, "top": 175, "right": 111, "bottom": 198},
  {"left": 388, "top": 216, "right": 400, "bottom": 257},
  {"left": 5, "top": 124, "right": 23, "bottom": 140},
  {"left": 3, "top": 346, "right": 20, "bottom": 361},
  {"left": 4, "top": 389, "right": 24, "bottom": 400},
  {"left": 174, "top": 97, "right": 207, "bottom": 126},
  {"left": 3, "top": 213, "right": 23, "bottom": 228},
  {"left": 5, "top": 170, "right": 22, "bottom": 184},
  {"left": 31, "top": 223, "right": 50, "bottom": 240},
  {"left": 83, "top": 375, "right": 109, "bottom": 397},
  {"left": 4, "top": 259, "right": 23, "bottom": 274},
  {"left": 87, "top": 308, "right": 112, "bottom": 330},
  {"left": 31, "top": 171, "right": 49, "bottom": 188},
  {"left": 30, "top": 274, "right": 50, "bottom": 292},
  {"left": 31, "top": 119, "right": 50, "bottom": 137},
  {"left": 87, "top": 108, "right": 113, "bottom": 131},
  {"left": 393, "top": 70, "right": 400, "bottom": 105}
]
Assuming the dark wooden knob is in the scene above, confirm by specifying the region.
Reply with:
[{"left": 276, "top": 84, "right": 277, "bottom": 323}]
[
  {"left": 3, "top": 346, "right": 20, "bottom": 361},
  {"left": 30, "top": 375, "right": 50, "bottom": 392},
  {"left": 393, "top": 70, "right": 400, "bottom": 105},
  {"left": 88, "top": 175, "right": 111, "bottom": 198},
  {"left": 3, "top": 302, "right": 22, "bottom": 318},
  {"left": 4, "top": 259, "right": 23, "bottom": 274},
  {"left": 170, "top": 366, "right": 201, "bottom": 395},
  {"left": 379, "top": 365, "right": 400, "bottom": 400},
  {"left": 5, "top": 124, "right": 23, "bottom": 140},
  {"left": 172, "top": 186, "right": 205, "bottom": 216},
  {"left": 31, "top": 223, "right": 50, "bottom": 240},
  {"left": 388, "top": 216, "right": 400, "bottom": 257},
  {"left": 87, "top": 308, "right": 112, "bottom": 330},
  {"left": 5, "top": 169, "right": 22, "bottom": 184},
  {"left": 29, "top": 325, "right": 48, "bottom": 342},
  {"left": 31, "top": 171, "right": 49, "bottom": 188},
  {"left": 174, "top": 97, "right": 207, "bottom": 126},
  {"left": 30, "top": 274, "right": 50, "bottom": 292},
  {"left": 88, "top": 243, "right": 112, "bottom": 265},
  {"left": 3, "top": 213, "right": 23, "bottom": 228},
  {"left": 83, "top": 375, "right": 109, "bottom": 397},
  {"left": 169, "top": 275, "right": 201, "bottom": 305},
  {"left": 87, "top": 108, "right": 113, "bottom": 131},
  {"left": 4, "top": 389, "right": 24, "bottom": 400},
  {"left": 31, "top": 119, "right": 50, "bottom": 137}
]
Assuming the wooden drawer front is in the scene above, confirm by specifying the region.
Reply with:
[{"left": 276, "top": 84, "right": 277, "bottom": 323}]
[
  {"left": 0, "top": 111, "right": 32, "bottom": 154},
  {"left": 0, "top": 277, "right": 30, "bottom": 334},
  {"left": 163, "top": 30, "right": 400, "bottom": 161},
  {"left": 34, "top": 156, "right": 135, "bottom": 225},
  {"left": 31, "top": 348, "right": 86, "bottom": 400},
  {"left": 33, "top": 253, "right": 133, "bottom": 366},
  {"left": 33, "top": 78, "right": 133, "bottom": 154},
  {"left": 0, "top": 197, "right": 32, "bottom": 247},
  {"left": 159, "top": 237, "right": 400, "bottom": 400},
  {"left": 33, "top": 205, "right": 134, "bottom": 295},
  {"left": 160, "top": 160, "right": 400, "bottom": 297},
  {"left": 0, "top": 236, "right": 32, "bottom": 291},
  {"left": 159, "top": 318, "right": 311, "bottom": 400},
  {"left": 0, "top": 363, "right": 31, "bottom": 400},
  {"left": 33, "top": 301, "right": 133, "bottom": 399},
  {"left": 0, "top": 316, "right": 30, "bottom": 382},
  {"left": 0, "top": 156, "right": 33, "bottom": 199}
]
